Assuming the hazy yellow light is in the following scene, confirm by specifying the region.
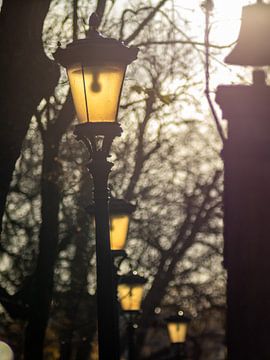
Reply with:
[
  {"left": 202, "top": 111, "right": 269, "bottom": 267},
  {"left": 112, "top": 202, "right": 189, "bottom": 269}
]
[
  {"left": 167, "top": 322, "right": 188, "bottom": 344},
  {"left": 68, "top": 63, "right": 125, "bottom": 123},
  {"left": 118, "top": 284, "right": 144, "bottom": 311},
  {"left": 110, "top": 214, "right": 130, "bottom": 250},
  {"left": 0, "top": 341, "right": 14, "bottom": 360}
]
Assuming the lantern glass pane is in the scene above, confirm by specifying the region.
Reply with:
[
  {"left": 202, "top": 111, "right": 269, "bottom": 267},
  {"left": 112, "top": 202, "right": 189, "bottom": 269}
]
[
  {"left": 67, "top": 63, "right": 125, "bottom": 123},
  {"left": 110, "top": 214, "right": 130, "bottom": 250},
  {"left": 118, "top": 284, "right": 144, "bottom": 311},
  {"left": 167, "top": 323, "right": 188, "bottom": 343}
]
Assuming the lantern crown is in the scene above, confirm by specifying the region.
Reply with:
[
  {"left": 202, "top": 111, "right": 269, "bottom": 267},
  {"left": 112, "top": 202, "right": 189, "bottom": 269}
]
[
  {"left": 118, "top": 271, "right": 147, "bottom": 285},
  {"left": 54, "top": 13, "right": 139, "bottom": 67},
  {"left": 165, "top": 314, "right": 191, "bottom": 324},
  {"left": 225, "top": 2, "right": 270, "bottom": 66},
  {"left": 87, "top": 197, "right": 136, "bottom": 216},
  {"left": 109, "top": 198, "right": 136, "bottom": 215}
]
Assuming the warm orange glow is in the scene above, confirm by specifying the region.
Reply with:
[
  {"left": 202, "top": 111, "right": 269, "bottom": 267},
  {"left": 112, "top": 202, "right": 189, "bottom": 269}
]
[
  {"left": 167, "top": 322, "right": 188, "bottom": 343},
  {"left": 92, "top": 214, "right": 130, "bottom": 250},
  {"left": 110, "top": 214, "right": 130, "bottom": 250},
  {"left": 0, "top": 341, "right": 14, "bottom": 360},
  {"left": 118, "top": 284, "right": 144, "bottom": 311},
  {"left": 67, "top": 63, "right": 125, "bottom": 123}
]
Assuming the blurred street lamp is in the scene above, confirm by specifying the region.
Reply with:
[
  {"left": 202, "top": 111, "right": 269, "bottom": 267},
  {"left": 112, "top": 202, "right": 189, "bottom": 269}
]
[
  {"left": 88, "top": 197, "right": 136, "bottom": 255},
  {"left": 118, "top": 272, "right": 147, "bottom": 360},
  {"left": 109, "top": 198, "right": 136, "bottom": 254},
  {"left": 118, "top": 272, "right": 147, "bottom": 312},
  {"left": 54, "top": 12, "right": 138, "bottom": 360},
  {"left": 165, "top": 312, "right": 190, "bottom": 359}
]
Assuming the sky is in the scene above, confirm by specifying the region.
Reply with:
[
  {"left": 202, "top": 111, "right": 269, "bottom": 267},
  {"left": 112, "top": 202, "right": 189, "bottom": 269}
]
[
  {"left": 109, "top": 0, "right": 255, "bottom": 89},
  {"left": 101, "top": 0, "right": 258, "bottom": 127},
  {"left": 110, "top": 0, "right": 253, "bottom": 43}
]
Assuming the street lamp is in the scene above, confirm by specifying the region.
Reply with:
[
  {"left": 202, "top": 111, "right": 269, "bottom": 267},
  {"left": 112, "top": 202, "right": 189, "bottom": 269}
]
[
  {"left": 165, "top": 312, "right": 190, "bottom": 359},
  {"left": 118, "top": 272, "right": 147, "bottom": 360},
  {"left": 118, "top": 272, "right": 147, "bottom": 312},
  {"left": 54, "top": 13, "right": 139, "bottom": 360},
  {"left": 109, "top": 198, "right": 136, "bottom": 254},
  {"left": 88, "top": 197, "right": 136, "bottom": 341},
  {"left": 215, "top": 2, "right": 270, "bottom": 358},
  {"left": 88, "top": 197, "right": 136, "bottom": 254}
]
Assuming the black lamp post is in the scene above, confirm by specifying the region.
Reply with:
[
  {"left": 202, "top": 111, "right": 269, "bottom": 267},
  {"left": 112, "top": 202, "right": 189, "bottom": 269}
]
[
  {"left": 88, "top": 197, "right": 136, "bottom": 354},
  {"left": 165, "top": 313, "right": 190, "bottom": 360},
  {"left": 54, "top": 13, "right": 138, "bottom": 360},
  {"left": 215, "top": 1, "right": 270, "bottom": 358},
  {"left": 118, "top": 272, "right": 147, "bottom": 360}
]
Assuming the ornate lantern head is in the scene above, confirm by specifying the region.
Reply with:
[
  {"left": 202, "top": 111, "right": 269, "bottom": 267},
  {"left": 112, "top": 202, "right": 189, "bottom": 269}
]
[
  {"left": 54, "top": 13, "right": 139, "bottom": 123},
  {"left": 87, "top": 198, "right": 136, "bottom": 251},
  {"left": 165, "top": 313, "right": 191, "bottom": 344},
  {"left": 118, "top": 272, "right": 147, "bottom": 312}
]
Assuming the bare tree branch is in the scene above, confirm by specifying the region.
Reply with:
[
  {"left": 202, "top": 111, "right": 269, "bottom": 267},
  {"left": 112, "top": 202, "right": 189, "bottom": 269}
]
[{"left": 124, "top": 0, "right": 169, "bottom": 44}]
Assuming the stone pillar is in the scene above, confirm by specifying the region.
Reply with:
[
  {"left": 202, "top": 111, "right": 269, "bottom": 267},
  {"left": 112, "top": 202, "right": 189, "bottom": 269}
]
[{"left": 216, "top": 71, "right": 270, "bottom": 359}]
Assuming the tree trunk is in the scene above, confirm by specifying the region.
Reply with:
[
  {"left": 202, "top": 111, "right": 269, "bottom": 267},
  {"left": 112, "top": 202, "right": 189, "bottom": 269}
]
[
  {"left": 24, "top": 135, "right": 61, "bottom": 359},
  {"left": 0, "top": 0, "right": 59, "bottom": 233},
  {"left": 24, "top": 95, "right": 74, "bottom": 359}
]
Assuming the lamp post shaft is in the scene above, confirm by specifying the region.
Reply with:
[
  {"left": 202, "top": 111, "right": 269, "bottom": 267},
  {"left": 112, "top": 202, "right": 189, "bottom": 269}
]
[
  {"left": 89, "top": 156, "right": 120, "bottom": 360},
  {"left": 216, "top": 73, "right": 270, "bottom": 359},
  {"left": 172, "top": 343, "right": 185, "bottom": 360},
  {"left": 128, "top": 320, "right": 135, "bottom": 360},
  {"left": 74, "top": 122, "right": 122, "bottom": 360}
]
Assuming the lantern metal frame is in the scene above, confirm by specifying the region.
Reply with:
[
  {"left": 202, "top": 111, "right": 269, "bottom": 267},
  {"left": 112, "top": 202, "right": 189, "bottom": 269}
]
[{"left": 54, "top": 13, "right": 139, "bottom": 360}]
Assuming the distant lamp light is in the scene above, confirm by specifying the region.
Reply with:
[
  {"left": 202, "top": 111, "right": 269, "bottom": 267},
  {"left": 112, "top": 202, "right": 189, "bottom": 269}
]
[
  {"left": 109, "top": 198, "right": 136, "bottom": 251},
  {"left": 165, "top": 313, "right": 190, "bottom": 344},
  {"left": 0, "top": 341, "right": 14, "bottom": 360},
  {"left": 87, "top": 198, "right": 136, "bottom": 251},
  {"left": 154, "top": 307, "right": 161, "bottom": 314},
  {"left": 118, "top": 272, "right": 147, "bottom": 312}
]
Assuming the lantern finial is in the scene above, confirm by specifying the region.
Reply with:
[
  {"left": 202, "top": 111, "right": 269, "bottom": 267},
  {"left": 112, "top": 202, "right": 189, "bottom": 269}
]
[
  {"left": 89, "top": 12, "right": 100, "bottom": 31},
  {"left": 201, "top": 0, "right": 214, "bottom": 12}
]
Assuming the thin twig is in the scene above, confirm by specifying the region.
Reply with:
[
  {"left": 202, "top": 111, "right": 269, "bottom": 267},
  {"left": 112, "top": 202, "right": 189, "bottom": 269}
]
[
  {"left": 124, "top": 0, "right": 169, "bottom": 44},
  {"left": 134, "top": 39, "right": 236, "bottom": 49},
  {"left": 204, "top": 1, "right": 226, "bottom": 144}
]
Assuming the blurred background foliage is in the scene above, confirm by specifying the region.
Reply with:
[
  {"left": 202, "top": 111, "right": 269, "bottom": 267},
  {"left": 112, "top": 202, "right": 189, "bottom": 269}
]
[{"left": 0, "top": 0, "right": 236, "bottom": 358}]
